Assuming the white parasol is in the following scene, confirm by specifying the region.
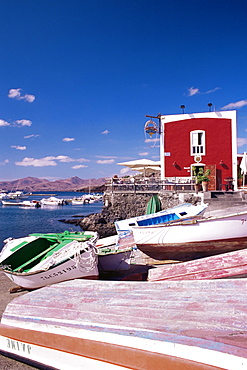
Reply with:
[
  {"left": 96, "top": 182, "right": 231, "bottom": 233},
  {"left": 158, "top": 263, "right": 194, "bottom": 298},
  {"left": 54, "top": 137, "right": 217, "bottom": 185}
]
[
  {"left": 117, "top": 159, "right": 161, "bottom": 176},
  {"left": 240, "top": 152, "right": 247, "bottom": 187}
]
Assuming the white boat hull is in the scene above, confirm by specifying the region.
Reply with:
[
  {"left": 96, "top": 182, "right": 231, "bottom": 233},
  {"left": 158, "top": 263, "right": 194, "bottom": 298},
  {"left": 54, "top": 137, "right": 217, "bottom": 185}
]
[
  {"left": 0, "top": 232, "right": 99, "bottom": 289},
  {"left": 1, "top": 200, "right": 39, "bottom": 207},
  {"left": 3, "top": 248, "right": 98, "bottom": 289},
  {"left": 1, "top": 279, "right": 247, "bottom": 369},
  {"left": 71, "top": 200, "right": 85, "bottom": 205},
  {"left": 40, "top": 197, "right": 64, "bottom": 206},
  {"left": 96, "top": 235, "right": 133, "bottom": 272},
  {"left": 115, "top": 202, "right": 208, "bottom": 233},
  {"left": 132, "top": 211, "right": 247, "bottom": 261}
]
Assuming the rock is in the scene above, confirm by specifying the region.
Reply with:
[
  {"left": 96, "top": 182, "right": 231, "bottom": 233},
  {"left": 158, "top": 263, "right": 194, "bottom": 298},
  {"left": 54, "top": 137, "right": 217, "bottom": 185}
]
[
  {"left": 61, "top": 192, "right": 199, "bottom": 238},
  {"left": 76, "top": 212, "right": 116, "bottom": 238}
]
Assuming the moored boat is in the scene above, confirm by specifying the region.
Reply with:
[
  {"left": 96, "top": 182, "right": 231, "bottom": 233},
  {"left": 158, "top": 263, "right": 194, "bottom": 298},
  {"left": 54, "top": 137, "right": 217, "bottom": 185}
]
[
  {"left": 71, "top": 197, "right": 86, "bottom": 205},
  {"left": 0, "top": 231, "right": 99, "bottom": 289},
  {"left": 21, "top": 200, "right": 41, "bottom": 207},
  {"left": 0, "top": 278, "right": 247, "bottom": 369},
  {"left": 115, "top": 202, "right": 208, "bottom": 234},
  {"left": 71, "top": 194, "right": 103, "bottom": 205},
  {"left": 2, "top": 200, "right": 26, "bottom": 206},
  {"left": 2, "top": 199, "right": 40, "bottom": 207},
  {"left": 40, "top": 196, "right": 64, "bottom": 206},
  {"left": 132, "top": 210, "right": 247, "bottom": 261},
  {"left": 7, "top": 191, "right": 29, "bottom": 199}
]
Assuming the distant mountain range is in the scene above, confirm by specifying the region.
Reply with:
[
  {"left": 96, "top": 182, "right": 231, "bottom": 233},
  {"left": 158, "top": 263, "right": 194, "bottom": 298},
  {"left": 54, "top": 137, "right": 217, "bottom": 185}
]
[{"left": 0, "top": 176, "right": 106, "bottom": 192}]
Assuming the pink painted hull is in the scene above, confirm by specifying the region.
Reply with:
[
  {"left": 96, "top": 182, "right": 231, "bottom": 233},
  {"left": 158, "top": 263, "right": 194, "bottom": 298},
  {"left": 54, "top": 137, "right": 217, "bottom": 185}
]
[
  {"left": 148, "top": 248, "right": 247, "bottom": 281},
  {"left": 1, "top": 279, "right": 247, "bottom": 369}
]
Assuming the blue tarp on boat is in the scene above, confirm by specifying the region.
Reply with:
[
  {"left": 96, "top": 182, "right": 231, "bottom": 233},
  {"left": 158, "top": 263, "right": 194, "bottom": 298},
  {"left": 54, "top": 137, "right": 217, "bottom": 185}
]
[{"left": 137, "top": 212, "right": 179, "bottom": 226}]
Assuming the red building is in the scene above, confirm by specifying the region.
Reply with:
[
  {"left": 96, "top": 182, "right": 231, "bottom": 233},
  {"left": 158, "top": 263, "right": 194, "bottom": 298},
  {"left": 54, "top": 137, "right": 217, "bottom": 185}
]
[{"left": 159, "top": 111, "right": 237, "bottom": 190}]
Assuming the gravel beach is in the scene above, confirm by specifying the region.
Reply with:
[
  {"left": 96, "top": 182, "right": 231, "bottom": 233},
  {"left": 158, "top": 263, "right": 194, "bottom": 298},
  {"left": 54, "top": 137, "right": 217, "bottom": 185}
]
[{"left": 0, "top": 271, "right": 36, "bottom": 369}]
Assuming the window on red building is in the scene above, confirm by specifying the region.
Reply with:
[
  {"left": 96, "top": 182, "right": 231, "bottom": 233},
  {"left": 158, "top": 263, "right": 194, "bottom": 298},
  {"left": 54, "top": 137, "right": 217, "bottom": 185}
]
[{"left": 191, "top": 130, "right": 205, "bottom": 155}]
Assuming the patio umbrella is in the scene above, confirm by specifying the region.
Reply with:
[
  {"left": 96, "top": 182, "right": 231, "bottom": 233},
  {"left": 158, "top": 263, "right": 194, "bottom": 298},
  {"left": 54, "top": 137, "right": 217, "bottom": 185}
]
[
  {"left": 117, "top": 159, "right": 161, "bottom": 176},
  {"left": 240, "top": 152, "right": 247, "bottom": 187},
  {"left": 131, "top": 166, "right": 161, "bottom": 174}
]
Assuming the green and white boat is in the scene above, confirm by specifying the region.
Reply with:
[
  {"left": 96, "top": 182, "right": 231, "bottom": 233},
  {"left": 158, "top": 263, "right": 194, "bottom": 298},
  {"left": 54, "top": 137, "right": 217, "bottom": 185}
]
[{"left": 0, "top": 231, "right": 99, "bottom": 289}]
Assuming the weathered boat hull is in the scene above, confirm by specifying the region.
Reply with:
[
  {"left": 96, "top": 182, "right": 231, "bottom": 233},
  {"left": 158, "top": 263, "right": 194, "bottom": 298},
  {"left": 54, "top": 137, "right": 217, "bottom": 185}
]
[
  {"left": 148, "top": 248, "right": 247, "bottom": 281},
  {"left": 132, "top": 211, "right": 247, "bottom": 261},
  {"left": 0, "top": 231, "right": 99, "bottom": 289},
  {"left": 3, "top": 248, "right": 98, "bottom": 289},
  {"left": 1, "top": 279, "right": 247, "bottom": 369},
  {"left": 96, "top": 235, "right": 133, "bottom": 272},
  {"left": 134, "top": 237, "right": 247, "bottom": 261}
]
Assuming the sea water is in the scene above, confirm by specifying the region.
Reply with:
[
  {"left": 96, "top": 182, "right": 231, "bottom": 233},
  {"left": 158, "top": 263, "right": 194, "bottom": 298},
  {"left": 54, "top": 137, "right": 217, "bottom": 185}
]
[{"left": 0, "top": 192, "right": 103, "bottom": 250}]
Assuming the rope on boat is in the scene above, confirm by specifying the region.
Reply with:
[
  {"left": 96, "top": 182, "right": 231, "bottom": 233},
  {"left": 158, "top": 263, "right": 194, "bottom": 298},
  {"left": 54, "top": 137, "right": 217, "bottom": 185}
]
[
  {"left": 49, "top": 240, "right": 98, "bottom": 273},
  {"left": 72, "top": 242, "right": 98, "bottom": 272}
]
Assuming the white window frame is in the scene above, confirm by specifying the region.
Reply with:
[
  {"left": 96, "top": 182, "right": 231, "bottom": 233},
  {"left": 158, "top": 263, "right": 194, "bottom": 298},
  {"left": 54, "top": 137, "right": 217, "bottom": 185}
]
[{"left": 190, "top": 130, "right": 205, "bottom": 156}]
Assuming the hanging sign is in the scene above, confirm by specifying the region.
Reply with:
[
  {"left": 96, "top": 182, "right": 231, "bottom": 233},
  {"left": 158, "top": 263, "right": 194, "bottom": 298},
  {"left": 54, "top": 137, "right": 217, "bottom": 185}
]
[{"left": 144, "top": 119, "right": 159, "bottom": 138}]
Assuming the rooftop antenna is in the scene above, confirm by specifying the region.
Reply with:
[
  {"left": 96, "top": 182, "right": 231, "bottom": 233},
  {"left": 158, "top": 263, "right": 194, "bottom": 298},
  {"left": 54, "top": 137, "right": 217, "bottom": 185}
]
[
  {"left": 208, "top": 103, "right": 213, "bottom": 112},
  {"left": 180, "top": 105, "right": 185, "bottom": 114}
]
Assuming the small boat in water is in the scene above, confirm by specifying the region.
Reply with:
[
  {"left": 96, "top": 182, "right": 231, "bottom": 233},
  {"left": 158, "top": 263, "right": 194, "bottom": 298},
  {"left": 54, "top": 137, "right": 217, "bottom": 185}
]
[
  {"left": 71, "top": 198, "right": 86, "bottom": 205},
  {"left": 1, "top": 278, "right": 247, "bottom": 369},
  {"left": 132, "top": 210, "right": 247, "bottom": 261},
  {"left": 7, "top": 190, "right": 30, "bottom": 199},
  {"left": 2, "top": 200, "right": 26, "bottom": 206},
  {"left": 71, "top": 194, "right": 103, "bottom": 205},
  {"left": 2, "top": 200, "right": 40, "bottom": 207},
  {"left": 115, "top": 202, "right": 208, "bottom": 234},
  {"left": 40, "top": 196, "right": 64, "bottom": 206},
  {"left": 0, "top": 192, "right": 8, "bottom": 200},
  {"left": 21, "top": 200, "right": 41, "bottom": 207},
  {"left": 0, "top": 231, "right": 99, "bottom": 289}
]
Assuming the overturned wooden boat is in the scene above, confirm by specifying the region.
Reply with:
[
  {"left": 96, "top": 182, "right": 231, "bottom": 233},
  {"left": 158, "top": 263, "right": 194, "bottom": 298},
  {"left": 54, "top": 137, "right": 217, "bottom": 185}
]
[
  {"left": 0, "top": 278, "right": 247, "bottom": 369},
  {"left": 0, "top": 231, "right": 99, "bottom": 289},
  {"left": 148, "top": 248, "right": 247, "bottom": 281},
  {"left": 132, "top": 210, "right": 247, "bottom": 261},
  {"left": 115, "top": 202, "right": 208, "bottom": 233}
]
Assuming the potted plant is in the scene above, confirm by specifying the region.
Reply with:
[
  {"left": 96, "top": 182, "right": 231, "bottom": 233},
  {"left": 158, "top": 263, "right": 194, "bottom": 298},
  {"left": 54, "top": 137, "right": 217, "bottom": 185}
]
[
  {"left": 237, "top": 165, "right": 243, "bottom": 188},
  {"left": 192, "top": 167, "right": 202, "bottom": 193},
  {"left": 199, "top": 169, "right": 211, "bottom": 191},
  {"left": 193, "top": 167, "right": 211, "bottom": 192}
]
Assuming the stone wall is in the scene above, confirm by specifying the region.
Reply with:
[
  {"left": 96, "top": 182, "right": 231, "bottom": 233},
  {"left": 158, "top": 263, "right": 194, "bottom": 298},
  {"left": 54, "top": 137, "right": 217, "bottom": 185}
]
[
  {"left": 74, "top": 191, "right": 200, "bottom": 238},
  {"left": 103, "top": 192, "right": 181, "bottom": 220}
]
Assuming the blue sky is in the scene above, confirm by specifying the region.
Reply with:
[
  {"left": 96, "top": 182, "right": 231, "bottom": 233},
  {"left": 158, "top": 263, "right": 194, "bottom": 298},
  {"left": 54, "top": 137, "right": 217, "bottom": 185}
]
[{"left": 1, "top": 0, "right": 247, "bottom": 181}]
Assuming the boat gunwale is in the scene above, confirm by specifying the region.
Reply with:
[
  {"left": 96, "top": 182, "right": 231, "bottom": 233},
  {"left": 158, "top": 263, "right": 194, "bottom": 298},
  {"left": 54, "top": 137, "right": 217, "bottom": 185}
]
[
  {"left": 132, "top": 210, "right": 247, "bottom": 229},
  {"left": 0, "top": 232, "right": 98, "bottom": 274}
]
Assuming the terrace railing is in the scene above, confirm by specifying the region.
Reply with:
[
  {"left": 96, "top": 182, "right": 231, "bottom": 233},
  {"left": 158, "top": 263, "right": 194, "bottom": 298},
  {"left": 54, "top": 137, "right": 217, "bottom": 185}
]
[{"left": 105, "top": 177, "right": 195, "bottom": 193}]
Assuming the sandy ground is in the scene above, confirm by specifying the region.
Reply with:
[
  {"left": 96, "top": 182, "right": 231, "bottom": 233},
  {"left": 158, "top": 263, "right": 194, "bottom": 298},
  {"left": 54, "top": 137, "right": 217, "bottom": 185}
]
[{"left": 0, "top": 271, "right": 36, "bottom": 369}]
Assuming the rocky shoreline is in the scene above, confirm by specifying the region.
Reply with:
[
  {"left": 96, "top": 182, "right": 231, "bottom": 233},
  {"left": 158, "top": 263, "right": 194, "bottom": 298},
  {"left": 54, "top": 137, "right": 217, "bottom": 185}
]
[
  {"left": 60, "top": 192, "right": 194, "bottom": 237},
  {"left": 60, "top": 210, "right": 117, "bottom": 238},
  {"left": 60, "top": 194, "right": 158, "bottom": 237}
]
